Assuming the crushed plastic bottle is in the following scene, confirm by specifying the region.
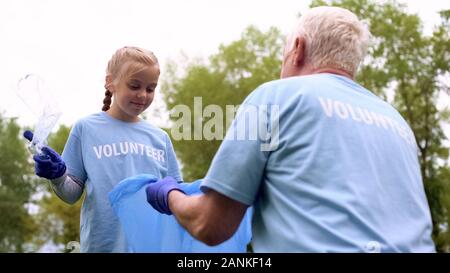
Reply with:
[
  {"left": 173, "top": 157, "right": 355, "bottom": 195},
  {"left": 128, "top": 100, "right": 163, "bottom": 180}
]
[{"left": 16, "top": 74, "right": 61, "bottom": 155}]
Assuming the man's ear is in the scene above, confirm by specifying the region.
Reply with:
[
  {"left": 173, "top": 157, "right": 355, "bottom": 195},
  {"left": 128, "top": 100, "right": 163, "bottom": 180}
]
[
  {"left": 105, "top": 75, "right": 115, "bottom": 92},
  {"left": 292, "top": 37, "right": 306, "bottom": 66}
]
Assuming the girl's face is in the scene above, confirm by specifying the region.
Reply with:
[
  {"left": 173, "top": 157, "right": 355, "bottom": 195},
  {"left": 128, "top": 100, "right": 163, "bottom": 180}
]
[{"left": 108, "top": 65, "right": 160, "bottom": 122}]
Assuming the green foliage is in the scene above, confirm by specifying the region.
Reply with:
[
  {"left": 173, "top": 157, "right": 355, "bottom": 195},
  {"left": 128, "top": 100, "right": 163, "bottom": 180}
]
[
  {"left": 162, "top": 26, "right": 284, "bottom": 181},
  {"left": 0, "top": 114, "right": 37, "bottom": 252}
]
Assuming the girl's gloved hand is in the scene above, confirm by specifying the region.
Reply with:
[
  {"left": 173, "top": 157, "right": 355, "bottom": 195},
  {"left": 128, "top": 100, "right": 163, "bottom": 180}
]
[{"left": 23, "top": 130, "right": 66, "bottom": 180}]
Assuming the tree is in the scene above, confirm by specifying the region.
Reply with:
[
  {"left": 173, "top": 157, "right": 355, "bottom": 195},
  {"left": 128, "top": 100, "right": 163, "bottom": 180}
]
[
  {"left": 32, "top": 125, "right": 83, "bottom": 252},
  {"left": 0, "top": 114, "right": 37, "bottom": 252},
  {"left": 161, "top": 26, "right": 284, "bottom": 181},
  {"left": 311, "top": 0, "right": 450, "bottom": 252}
]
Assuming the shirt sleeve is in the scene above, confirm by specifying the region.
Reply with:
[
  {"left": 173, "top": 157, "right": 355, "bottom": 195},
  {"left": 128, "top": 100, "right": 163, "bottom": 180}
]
[
  {"left": 165, "top": 133, "right": 183, "bottom": 182},
  {"left": 62, "top": 122, "right": 88, "bottom": 182},
  {"left": 201, "top": 95, "right": 275, "bottom": 205}
]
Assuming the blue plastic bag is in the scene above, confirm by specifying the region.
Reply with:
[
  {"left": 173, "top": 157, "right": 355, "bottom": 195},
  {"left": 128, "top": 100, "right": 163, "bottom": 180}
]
[{"left": 108, "top": 174, "right": 252, "bottom": 252}]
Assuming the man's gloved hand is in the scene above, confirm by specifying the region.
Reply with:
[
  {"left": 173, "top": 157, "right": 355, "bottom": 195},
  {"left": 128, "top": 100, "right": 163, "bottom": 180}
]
[
  {"left": 146, "top": 176, "right": 185, "bottom": 215},
  {"left": 23, "top": 130, "right": 66, "bottom": 180}
]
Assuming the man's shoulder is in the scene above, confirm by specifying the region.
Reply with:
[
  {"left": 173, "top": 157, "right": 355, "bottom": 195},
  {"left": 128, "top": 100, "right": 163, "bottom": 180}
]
[
  {"left": 255, "top": 74, "right": 337, "bottom": 93},
  {"left": 244, "top": 75, "right": 322, "bottom": 104}
]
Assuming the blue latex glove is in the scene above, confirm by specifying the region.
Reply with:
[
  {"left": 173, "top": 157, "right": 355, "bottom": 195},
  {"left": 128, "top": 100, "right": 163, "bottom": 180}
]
[
  {"left": 23, "top": 130, "right": 66, "bottom": 180},
  {"left": 146, "top": 176, "right": 185, "bottom": 215}
]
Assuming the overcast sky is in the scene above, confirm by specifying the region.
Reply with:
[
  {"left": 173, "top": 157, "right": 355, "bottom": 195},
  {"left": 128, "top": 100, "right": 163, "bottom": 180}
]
[{"left": 1, "top": 0, "right": 448, "bottom": 130}]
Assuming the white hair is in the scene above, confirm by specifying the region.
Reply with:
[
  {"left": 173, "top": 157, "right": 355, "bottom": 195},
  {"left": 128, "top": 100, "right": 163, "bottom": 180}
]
[{"left": 289, "top": 6, "right": 371, "bottom": 75}]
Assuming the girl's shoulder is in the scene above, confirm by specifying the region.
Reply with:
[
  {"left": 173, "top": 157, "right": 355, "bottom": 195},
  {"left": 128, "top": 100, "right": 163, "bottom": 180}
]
[
  {"left": 72, "top": 112, "right": 106, "bottom": 127},
  {"left": 70, "top": 112, "right": 170, "bottom": 140},
  {"left": 66, "top": 112, "right": 104, "bottom": 137}
]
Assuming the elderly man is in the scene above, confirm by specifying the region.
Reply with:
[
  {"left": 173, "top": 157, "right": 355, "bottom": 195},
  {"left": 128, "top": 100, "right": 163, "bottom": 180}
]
[{"left": 146, "top": 6, "right": 435, "bottom": 252}]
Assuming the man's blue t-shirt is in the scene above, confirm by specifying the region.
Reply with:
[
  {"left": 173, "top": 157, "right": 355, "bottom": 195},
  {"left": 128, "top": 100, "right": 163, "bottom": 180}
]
[
  {"left": 201, "top": 73, "right": 435, "bottom": 252},
  {"left": 62, "top": 111, "right": 182, "bottom": 252}
]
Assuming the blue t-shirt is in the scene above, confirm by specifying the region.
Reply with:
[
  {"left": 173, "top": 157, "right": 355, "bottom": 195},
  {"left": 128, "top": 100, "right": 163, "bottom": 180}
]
[
  {"left": 62, "top": 111, "right": 182, "bottom": 252},
  {"left": 201, "top": 73, "right": 435, "bottom": 252}
]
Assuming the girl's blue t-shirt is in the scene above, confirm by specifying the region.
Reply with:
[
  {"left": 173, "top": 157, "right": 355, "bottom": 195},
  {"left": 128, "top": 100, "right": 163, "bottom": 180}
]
[{"left": 62, "top": 111, "right": 182, "bottom": 252}]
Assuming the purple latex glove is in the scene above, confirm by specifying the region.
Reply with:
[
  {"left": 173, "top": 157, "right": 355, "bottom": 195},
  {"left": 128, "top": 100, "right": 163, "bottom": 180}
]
[
  {"left": 23, "top": 130, "right": 66, "bottom": 180},
  {"left": 146, "top": 176, "right": 185, "bottom": 215}
]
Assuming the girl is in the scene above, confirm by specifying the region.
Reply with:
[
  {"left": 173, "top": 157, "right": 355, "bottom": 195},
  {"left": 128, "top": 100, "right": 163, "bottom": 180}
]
[{"left": 25, "top": 46, "right": 182, "bottom": 252}]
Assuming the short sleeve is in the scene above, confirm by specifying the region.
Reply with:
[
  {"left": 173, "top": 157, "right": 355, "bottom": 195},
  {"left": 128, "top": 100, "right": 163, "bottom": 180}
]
[
  {"left": 62, "top": 122, "right": 88, "bottom": 182},
  {"left": 201, "top": 95, "right": 274, "bottom": 205}
]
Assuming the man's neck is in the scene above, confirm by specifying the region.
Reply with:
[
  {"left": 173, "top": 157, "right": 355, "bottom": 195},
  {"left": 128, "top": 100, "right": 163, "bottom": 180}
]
[
  {"left": 295, "top": 64, "right": 354, "bottom": 80},
  {"left": 312, "top": 68, "right": 354, "bottom": 79},
  {"left": 282, "top": 63, "right": 355, "bottom": 80}
]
